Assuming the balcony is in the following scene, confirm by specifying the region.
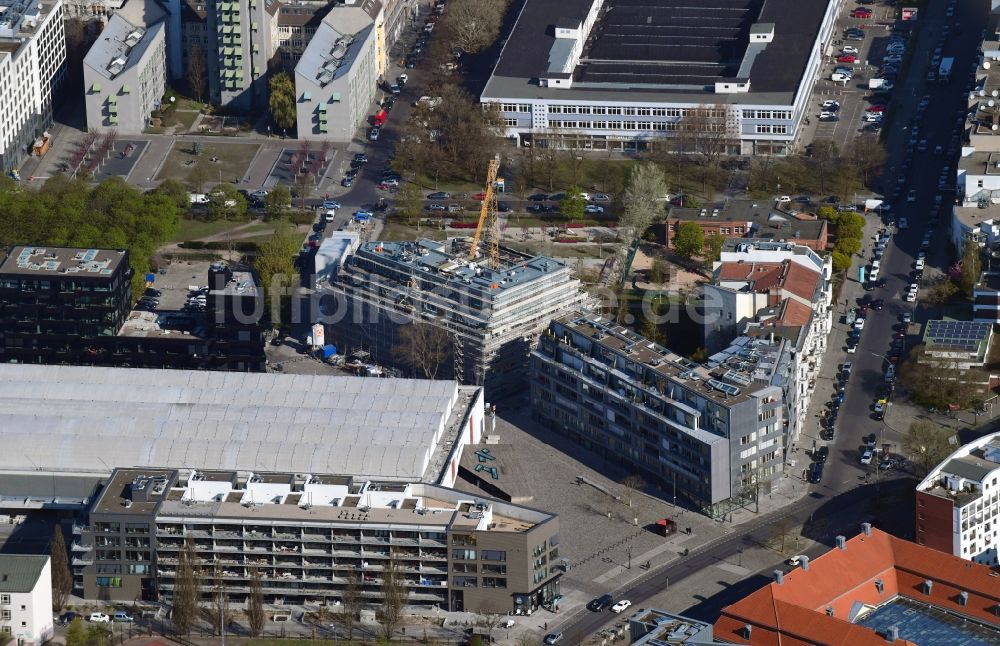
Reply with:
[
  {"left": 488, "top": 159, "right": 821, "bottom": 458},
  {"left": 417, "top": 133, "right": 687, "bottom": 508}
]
[{"left": 71, "top": 542, "right": 92, "bottom": 552}]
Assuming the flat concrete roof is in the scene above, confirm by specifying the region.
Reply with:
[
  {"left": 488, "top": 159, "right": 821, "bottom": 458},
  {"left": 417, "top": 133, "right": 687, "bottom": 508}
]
[
  {"left": 0, "top": 246, "right": 126, "bottom": 278},
  {"left": 483, "top": 0, "right": 832, "bottom": 105},
  {"left": 0, "top": 364, "right": 480, "bottom": 482}
]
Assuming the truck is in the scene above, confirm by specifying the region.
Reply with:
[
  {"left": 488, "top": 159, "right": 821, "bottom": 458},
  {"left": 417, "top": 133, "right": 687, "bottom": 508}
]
[
  {"left": 938, "top": 56, "right": 954, "bottom": 82},
  {"left": 868, "top": 78, "right": 893, "bottom": 90}
]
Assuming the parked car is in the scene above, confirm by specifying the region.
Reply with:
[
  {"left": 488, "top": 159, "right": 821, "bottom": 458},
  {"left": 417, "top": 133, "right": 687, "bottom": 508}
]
[
  {"left": 860, "top": 449, "right": 874, "bottom": 465},
  {"left": 528, "top": 193, "right": 549, "bottom": 201},
  {"left": 544, "top": 633, "right": 564, "bottom": 644},
  {"left": 89, "top": 613, "right": 111, "bottom": 623},
  {"left": 584, "top": 204, "right": 605, "bottom": 214},
  {"left": 611, "top": 600, "right": 632, "bottom": 613},
  {"left": 113, "top": 612, "right": 134, "bottom": 623},
  {"left": 837, "top": 54, "right": 857, "bottom": 64},
  {"left": 588, "top": 594, "right": 613, "bottom": 611}
]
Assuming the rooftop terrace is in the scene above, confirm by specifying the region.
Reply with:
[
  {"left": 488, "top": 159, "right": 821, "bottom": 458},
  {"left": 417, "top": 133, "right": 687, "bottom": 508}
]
[
  {"left": 0, "top": 247, "right": 126, "bottom": 277},
  {"left": 553, "top": 311, "right": 774, "bottom": 406},
  {"left": 94, "top": 468, "right": 551, "bottom": 532}
]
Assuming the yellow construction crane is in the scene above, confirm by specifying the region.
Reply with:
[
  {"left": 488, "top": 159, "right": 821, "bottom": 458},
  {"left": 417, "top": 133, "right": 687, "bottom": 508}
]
[{"left": 469, "top": 155, "right": 501, "bottom": 269}]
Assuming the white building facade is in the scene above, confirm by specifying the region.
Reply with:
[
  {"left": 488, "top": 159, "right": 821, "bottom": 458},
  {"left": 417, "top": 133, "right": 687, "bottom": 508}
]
[
  {"left": 481, "top": 0, "right": 843, "bottom": 154},
  {"left": 83, "top": 8, "right": 167, "bottom": 133},
  {"left": 0, "top": 0, "right": 66, "bottom": 174},
  {"left": 294, "top": 1, "right": 380, "bottom": 141},
  {"left": 0, "top": 555, "right": 53, "bottom": 646},
  {"left": 916, "top": 432, "right": 1000, "bottom": 567}
]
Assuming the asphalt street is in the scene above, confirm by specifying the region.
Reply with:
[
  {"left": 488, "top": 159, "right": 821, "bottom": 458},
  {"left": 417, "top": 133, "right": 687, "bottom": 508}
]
[
  {"left": 825, "top": 0, "right": 985, "bottom": 493},
  {"left": 556, "top": 0, "right": 988, "bottom": 640}
]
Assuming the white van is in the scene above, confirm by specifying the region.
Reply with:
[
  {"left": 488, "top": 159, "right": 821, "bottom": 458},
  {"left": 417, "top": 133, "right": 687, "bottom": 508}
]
[
  {"left": 188, "top": 193, "right": 209, "bottom": 205},
  {"left": 871, "top": 259, "right": 881, "bottom": 273},
  {"left": 831, "top": 73, "right": 850, "bottom": 83}
]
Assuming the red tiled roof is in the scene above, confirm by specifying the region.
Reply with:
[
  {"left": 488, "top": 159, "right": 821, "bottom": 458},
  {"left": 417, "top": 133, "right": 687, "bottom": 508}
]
[
  {"left": 774, "top": 299, "right": 813, "bottom": 327},
  {"left": 715, "top": 528, "right": 1000, "bottom": 645},
  {"left": 717, "top": 262, "right": 783, "bottom": 284},
  {"left": 715, "top": 261, "right": 821, "bottom": 304},
  {"left": 780, "top": 262, "right": 821, "bottom": 302}
]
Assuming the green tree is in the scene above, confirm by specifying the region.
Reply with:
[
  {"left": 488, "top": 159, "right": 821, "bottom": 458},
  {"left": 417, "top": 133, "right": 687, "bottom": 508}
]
[
  {"left": 559, "top": 186, "right": 587, "bottom": 220},
  {"left": 172, "top": 537, "right": 199, "bottom": 636},
  {"left": 902, "top": 421, "right": 956, "bottom": 476},
  {"left": 50, "top": 526, "right": 72, "bottom": 611},
  {"left": 960, "top": 242, "right": 982, "bottom": 296},
  {"left": 672, "top": 221, "right": 704, "bottom": 259},
  {"left": 831, "top": 250, "right": 851, "bottom": 273},
  {"left": 254, "top": 227, "right": 301, "bottom": 327},
  {"left": 208, "top": 183, "right": 247, "bottom": 221},
  {"left": 703, "top": 233, "right": 725, "bottom": 265},
  {"left": 395, "top": 182, "right": 423, "bottom": 221},
  {"left": 154, "top": 178, "right": 192, "bottom": 212},
  {"left": 834, "top": 236, "right": 861, "bottom": 257},
  {"left": 815, "top": 205, "right": 837, "bottom": 220},
  {"left": 263, "top": 185, "right": 292, "bottom": 221},
  {"left": 85, "top": 624, "right": 109, "bottom": 646},
  {"left": 269, "top": 72, "right": 297, "bottom": 132},
  {"left": 65, "top": 618, "right": 86, "bottom": 646}
]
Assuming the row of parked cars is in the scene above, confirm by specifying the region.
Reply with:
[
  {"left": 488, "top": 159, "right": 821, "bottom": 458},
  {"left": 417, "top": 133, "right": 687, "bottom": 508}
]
[{"left": 57, "top": 610, "right": 133, "bottom": 624}]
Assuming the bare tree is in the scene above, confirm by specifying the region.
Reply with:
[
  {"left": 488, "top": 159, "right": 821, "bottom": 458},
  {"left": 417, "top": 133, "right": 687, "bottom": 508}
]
[
  {"left": 536, "top": 136, "right": 562, "bottom": 192},
  {"left": 247, "top": 566, "right": 265, "bottom": 637},
  {"left": 211, "top": 561, "right": 229, "bottom": 636},
  {"left": 187, "top": 44, "right": 208, "bottom": 103},
  {"left": 903, "top": 421, "right": 956, "bottom": 476},
  {"left": 477, "top": 609, "right": 506, "bottom": 643},
  {"left": 675, "top": 105, "right": 739, "bottom": 191},
  {"left": 378, "top": 550, "right": 408, "bottom": 641},
  {"left": 766, "top": 517, "right": 797, "bottom": 554},
  {"left": 50, "top": 525, "right": 72, "bottom": 611},
  {"left": 442, "top": 0, "right": 507, "bottom": 54},
  {"left": 340, "top": 572, "right": 362, "bottom": 641},
  {"left": 620, "top": 163, "right": 668, "bottom": 248},
  {"left": 172, "top": 537, "right": 199, "bottom": 637},
  {"left": 391, "top": 321, "right": 453, "bottom": 379},
  {"left": 621, "top": 475, "right": 647, "bottom": 509}
]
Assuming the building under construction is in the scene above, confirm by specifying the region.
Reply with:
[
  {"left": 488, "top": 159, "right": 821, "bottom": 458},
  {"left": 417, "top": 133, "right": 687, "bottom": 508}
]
[{"left": 318, "top": 238, "right": 590, "bottom": 395}]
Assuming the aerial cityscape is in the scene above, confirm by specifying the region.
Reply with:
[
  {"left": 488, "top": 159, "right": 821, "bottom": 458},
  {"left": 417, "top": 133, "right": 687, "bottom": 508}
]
[{"left": 0, "top": 0, "right": 996, "bottom": 644}]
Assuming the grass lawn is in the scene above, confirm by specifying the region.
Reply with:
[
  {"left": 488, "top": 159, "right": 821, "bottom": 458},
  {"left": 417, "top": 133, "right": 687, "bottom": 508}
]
[
  {"left": 172, "top": 110, "right": 200, "bottom": 131},
  {"left": 168, "top": 217, "right": 269, "bottom": 243},
  {"left": 156, "top": 141, "right": 260, "bottom": 188}
]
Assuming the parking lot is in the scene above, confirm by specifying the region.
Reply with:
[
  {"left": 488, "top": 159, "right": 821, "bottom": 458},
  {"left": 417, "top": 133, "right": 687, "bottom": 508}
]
[{"left": 803, "top": 1, "right": 911, "bottom": 151}]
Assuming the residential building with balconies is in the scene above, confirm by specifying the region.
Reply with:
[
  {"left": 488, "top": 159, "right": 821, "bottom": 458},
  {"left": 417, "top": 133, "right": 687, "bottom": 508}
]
[
  {"left": 530, "top": 311, "right": 785, "bottom": 518},
  {"left": 77, "top": 468, "right": 560, "bottom": 614},
  {"left": 915, "top": 431, "right": 1000, "bottom": 567}
]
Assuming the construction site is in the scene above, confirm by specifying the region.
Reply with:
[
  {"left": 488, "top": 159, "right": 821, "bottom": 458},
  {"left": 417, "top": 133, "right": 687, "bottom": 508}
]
[
  {"left": 315, "top": 157, "right": 591, "bottom": 395},
  {"left": 319, "top": 237, "right": 590, "bottom": 395}
]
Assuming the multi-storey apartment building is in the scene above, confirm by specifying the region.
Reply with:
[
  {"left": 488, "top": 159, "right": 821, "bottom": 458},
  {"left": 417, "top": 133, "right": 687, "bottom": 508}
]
[
  {"left": 315, "top": 239, "right": 590, "bottom": 395},
  {"left": 0, "top": 555, "right": 53, "bottom": 645},
  {"left": 83, "top": 2, "right": 167, "bottom": 132},
  {"left": 481, "top": 0, "right": 842, "bottom": 154},
  {"left": 76, "top": 468, "right": 561, "bottom": 614},
  {"left": 0, "top": 0, "right": 66, "bottom": 174},
  {"left": 294, "top": 0, "right": 382, "bottom": 141},
  {"left": 274, "top": 0, "right": 331, "bottom": 68},
  {"left": 0, "top": 247, "right": 265, "bottom": 371},
  {"left": 173, "top": 0, "right": 277, "bottom": 109},
  {"left": 915, "top": 431, "right": 1000, "bottom": 566},
  {"left": 530, "top": 311, "right": 785, "bottom": 517}
]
